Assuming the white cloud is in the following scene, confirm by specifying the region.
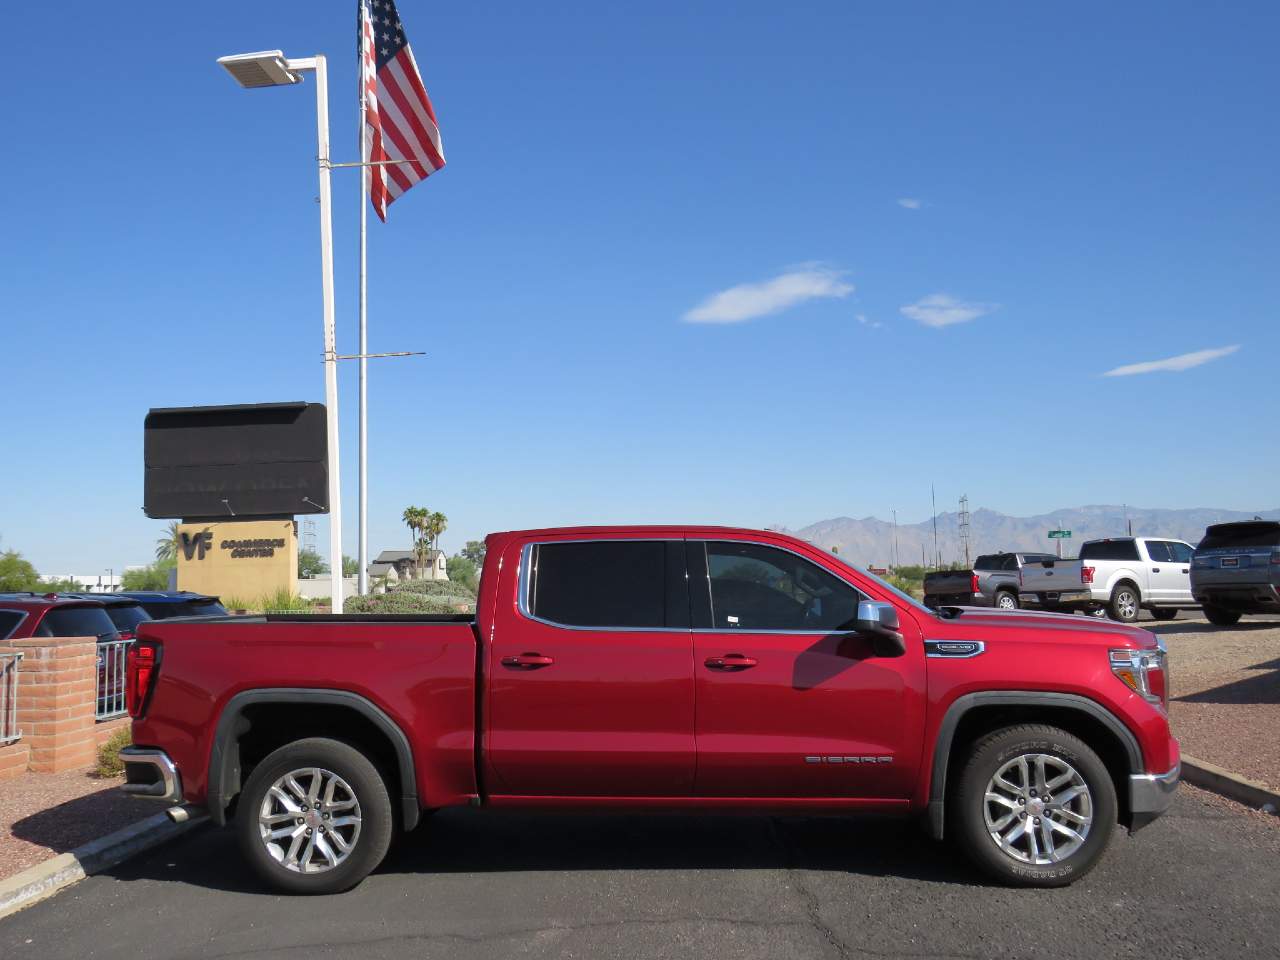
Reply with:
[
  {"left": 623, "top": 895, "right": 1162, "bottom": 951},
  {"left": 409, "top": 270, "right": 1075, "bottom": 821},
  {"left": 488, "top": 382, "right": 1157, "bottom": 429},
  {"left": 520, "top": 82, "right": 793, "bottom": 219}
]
[
  {"left": 900, "top": 293, "right": 996, "bottom": 328},
  {"left": 683, "top": 268, "right": 853, "bottom": 324},
  {"left": 1102, "top": 344, "right": 1240, "bottom": 377},
  {"left": 897, "top": 198, "right": 922, "bottom": 210},
  {"left": 857, "top": 313, "right": 883, "bottom": 329}
]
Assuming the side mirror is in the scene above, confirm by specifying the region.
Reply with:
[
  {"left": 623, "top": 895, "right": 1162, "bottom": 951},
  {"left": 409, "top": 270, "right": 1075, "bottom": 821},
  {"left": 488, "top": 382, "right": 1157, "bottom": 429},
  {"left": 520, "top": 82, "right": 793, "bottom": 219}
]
[{"left": 854, "top": 600, "right": 906, "bottom": 658}]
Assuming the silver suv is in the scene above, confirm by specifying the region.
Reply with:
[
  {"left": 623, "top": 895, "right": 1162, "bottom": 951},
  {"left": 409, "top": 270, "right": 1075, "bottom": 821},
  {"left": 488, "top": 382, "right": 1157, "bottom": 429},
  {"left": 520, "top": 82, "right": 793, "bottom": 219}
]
[{"left": 1191, "top": 521, "right": 1280, "bottom": 625}]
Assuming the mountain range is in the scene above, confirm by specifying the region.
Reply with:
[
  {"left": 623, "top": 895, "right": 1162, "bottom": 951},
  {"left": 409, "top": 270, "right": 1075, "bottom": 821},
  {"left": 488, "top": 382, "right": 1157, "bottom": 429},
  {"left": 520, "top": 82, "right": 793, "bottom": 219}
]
[{"left": 785, "top": 505, "right": 1280, "bottom": 568}]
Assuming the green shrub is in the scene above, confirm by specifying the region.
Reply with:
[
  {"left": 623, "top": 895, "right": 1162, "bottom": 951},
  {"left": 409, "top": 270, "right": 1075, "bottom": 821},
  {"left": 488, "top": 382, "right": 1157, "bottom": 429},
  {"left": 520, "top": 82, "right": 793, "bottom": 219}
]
[
  {"left": 391, "top": 579, "right": 477, "bottom": 600},
  {"left": 260, "top": 587, "right": 308, "bottom": 613},
  {"left": 345, "top": 591, "right": 474, "bottom": 614},
  {"left": 96, "top": 727, "right": 132, "bottom": 778}
]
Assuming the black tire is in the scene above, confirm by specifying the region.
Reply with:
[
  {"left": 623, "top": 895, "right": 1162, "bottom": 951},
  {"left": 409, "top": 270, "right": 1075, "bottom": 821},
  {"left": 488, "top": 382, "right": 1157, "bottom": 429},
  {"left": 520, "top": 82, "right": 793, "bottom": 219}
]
[
  {"left": 1150, "top": 608, "right": 1178, "bottom": 621},
  {"left": 952, "top": 724, "right": 1116, "bottom": 887},
  {"left": 993, "top": 590, "right": 1019, "bottom": 611},
  {"left": 237, "top": 737, "right": 394, "bottom": 894},
  {"left": 1107, "top": 583, "right": 1140, "bottom": 623},
  {"left": 1203, "top": 604, "right": 1242, "bottom": 627}
]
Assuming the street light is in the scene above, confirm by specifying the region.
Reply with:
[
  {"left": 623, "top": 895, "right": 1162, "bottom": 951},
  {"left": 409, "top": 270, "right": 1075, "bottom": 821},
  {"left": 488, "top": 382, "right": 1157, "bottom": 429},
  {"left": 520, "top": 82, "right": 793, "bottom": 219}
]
[{"left": 217, "top": 49, "right": 344, "bottom": 613}]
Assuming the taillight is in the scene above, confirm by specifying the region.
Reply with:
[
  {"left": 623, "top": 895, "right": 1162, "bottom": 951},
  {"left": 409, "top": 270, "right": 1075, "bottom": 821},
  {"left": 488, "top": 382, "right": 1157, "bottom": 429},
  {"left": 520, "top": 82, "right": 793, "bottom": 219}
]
[
  {"left": 1082, "top": 566, "right": 1095, "bottom": 584},
  {"left": 126, "top": 641, "right": 161, "bottom": 718},
  {"left": 1109, "top": 640, "right": 1168, "bottom": 711},
  {"left": 970, "top": 573, "right": 980, "bottom": 594},
  {"left": 1271, "top": 552, "right": 1280, "bottom": 565}
]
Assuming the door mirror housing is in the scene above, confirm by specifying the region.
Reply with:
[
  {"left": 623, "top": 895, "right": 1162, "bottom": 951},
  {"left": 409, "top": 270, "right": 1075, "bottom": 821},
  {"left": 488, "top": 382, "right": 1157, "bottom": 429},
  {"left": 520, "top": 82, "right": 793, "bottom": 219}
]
[{"left": 854, "top": 600, "right": 906, "bottom": 657}]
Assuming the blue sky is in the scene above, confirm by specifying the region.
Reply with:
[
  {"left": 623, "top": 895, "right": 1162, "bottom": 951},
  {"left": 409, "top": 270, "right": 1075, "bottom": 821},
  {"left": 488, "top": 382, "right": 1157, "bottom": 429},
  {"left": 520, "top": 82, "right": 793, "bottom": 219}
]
[{"left": 2, "top": 1, "right": 1278, "bottom": 574}]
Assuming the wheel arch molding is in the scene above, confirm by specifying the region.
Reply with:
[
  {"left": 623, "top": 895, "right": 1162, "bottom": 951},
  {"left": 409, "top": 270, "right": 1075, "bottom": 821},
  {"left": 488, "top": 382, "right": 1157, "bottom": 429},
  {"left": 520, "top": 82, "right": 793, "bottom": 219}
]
[
  {"left": 925, "top": 691, "right": 1144, "bottom": 840},
  {"left": 207, "top": 688, "right": 420, "bottom": 831}
]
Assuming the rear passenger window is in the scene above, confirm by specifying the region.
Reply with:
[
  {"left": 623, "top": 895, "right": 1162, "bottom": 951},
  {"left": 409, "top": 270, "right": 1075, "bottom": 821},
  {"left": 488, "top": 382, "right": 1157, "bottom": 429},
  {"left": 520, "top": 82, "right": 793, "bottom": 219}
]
[
  {"left": 1145, "top": 541, "right": 1172, "bottom": 563},
  {"left": 1080, "top": 540, "right": 1141, "bottom": 562},
  {"left": 1169, "top": 542, "right": 1193, "bottom": 563},
  {"left": 0, "top": 610, "right": 24, "bottom": 640},
  {"left": 526, "top": 541, "right": 678, "bottom": 629}
]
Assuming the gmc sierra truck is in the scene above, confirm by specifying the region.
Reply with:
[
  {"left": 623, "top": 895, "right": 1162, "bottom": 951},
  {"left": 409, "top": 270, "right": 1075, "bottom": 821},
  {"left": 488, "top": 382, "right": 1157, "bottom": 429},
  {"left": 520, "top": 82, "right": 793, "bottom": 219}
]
[{"left": 120, "top": 526, "right": 1179, "bottom": 893}]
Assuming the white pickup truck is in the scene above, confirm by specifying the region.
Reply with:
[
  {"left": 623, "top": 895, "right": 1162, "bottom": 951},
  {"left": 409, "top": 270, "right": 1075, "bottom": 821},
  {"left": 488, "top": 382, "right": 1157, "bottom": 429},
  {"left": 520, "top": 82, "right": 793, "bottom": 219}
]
[{"left": 1019, "top": 537, "right": 1197, "bottom": 622}]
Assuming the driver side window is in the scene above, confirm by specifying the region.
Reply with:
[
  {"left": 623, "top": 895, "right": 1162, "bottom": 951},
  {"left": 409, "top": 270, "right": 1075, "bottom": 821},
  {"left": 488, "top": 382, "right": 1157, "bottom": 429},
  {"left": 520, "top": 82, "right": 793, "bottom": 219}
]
[{"left": 705, "top": 541, "right": 866, "bottom": 631}]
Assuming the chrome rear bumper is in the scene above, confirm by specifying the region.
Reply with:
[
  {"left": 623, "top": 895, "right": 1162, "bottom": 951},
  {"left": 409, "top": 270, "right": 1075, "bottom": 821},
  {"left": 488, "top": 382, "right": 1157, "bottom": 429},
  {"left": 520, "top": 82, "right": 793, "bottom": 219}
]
[{"left": 120, "top": 747, "right": 183, "bottom": 804}]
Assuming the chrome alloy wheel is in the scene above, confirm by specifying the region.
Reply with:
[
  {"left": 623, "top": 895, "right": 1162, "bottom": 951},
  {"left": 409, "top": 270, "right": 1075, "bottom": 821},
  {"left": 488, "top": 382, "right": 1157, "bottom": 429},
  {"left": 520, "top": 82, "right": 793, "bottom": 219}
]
[
  {"left": 1115, "top": 589, "right": 1138, "bottom": 620},
  {"left": 258, "top": 767, "right": 362, "bottom": 874},
  {"left": 983, "top": 753, "right": 1093, "bottom": 865},
  {"left": 996, "top": 593, "right": 1017, "bottom": 610}
]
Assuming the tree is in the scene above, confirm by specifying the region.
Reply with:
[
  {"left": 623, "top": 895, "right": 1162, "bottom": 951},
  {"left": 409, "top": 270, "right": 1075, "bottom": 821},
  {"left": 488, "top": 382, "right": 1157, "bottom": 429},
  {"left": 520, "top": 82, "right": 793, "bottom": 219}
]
[
  {"left": 122, "top": 558, "right": 175, "bottom": 591},
  {"left": 402, "top": 506, "right": 431, "bottom": 578},
  {"left": 445, "top": 556, "right": 477, "bottom": 592},
  {"left": 0, "top": 548, "right": 41, "bottom": 592},
  {"left": 459, "top": 540, "right": 486, "bottom": 567},
  {"left": 155, "top": 521, "right": 181, "bottom": 562},
  {"left": 427, "top": 512, "right": 448, "bottom": 553},
  {"left": 343, "top": 555, "right": 359, "bottom": 577},
  {"left": 298, "top": 548, "right": 328, "bottom": 578}
]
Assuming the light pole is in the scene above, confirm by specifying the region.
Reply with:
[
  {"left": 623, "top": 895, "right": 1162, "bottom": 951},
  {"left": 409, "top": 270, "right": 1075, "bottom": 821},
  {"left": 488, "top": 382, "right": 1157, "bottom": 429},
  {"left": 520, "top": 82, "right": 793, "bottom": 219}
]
[{"left": 217, "top": 50, "right": 344, "bottom": 613}]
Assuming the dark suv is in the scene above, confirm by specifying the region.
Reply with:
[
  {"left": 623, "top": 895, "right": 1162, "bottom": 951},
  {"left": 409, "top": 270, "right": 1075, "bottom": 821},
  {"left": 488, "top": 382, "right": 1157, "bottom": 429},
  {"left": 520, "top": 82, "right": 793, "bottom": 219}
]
[
  {"left": 1191, "top": 520, "right": 1280, "bottom": 625},
  {"left": 115, "top": 591, "right": 228, "bottom": 620}
]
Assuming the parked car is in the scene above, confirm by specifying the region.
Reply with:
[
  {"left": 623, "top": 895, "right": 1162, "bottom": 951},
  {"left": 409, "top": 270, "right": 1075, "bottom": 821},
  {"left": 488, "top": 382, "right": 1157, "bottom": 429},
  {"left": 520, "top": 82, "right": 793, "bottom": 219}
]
[
  {"left": 122, "top": 524, "right": 1179, "bottom": 893},
  {"left": 115, "top": 591, "right": 228, "bottom": 620},
  {"left": 923, "top": 552, "right": 1062, "bottom": 610},
  {"left": 63, "top": 594, "right": 152, "bottom": 641},
  {"left": 0, "top": 593, "right": 122, "bottom": 642},
  {"left": 1014, "top": 556, "right": 1095, "bottom": 611},
  {"left": 1018, "top": 538, "right": 1196, "bottom": 623},
  {"left": 1191, "top": 520, "right": 1280, "bottom": 625}
]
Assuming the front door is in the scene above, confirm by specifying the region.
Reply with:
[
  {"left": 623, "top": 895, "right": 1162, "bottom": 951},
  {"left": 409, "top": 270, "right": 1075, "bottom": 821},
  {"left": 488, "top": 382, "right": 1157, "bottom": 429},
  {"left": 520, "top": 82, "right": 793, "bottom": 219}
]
[
  {"left": 690, "top": 539, "right": 925, "bottom": 800},
  {"left": 485, "top": 538, "right": 695, "bottom": 797},
  {"left": 1145, "top": 540, "right": 1193, "bottom": 605}
]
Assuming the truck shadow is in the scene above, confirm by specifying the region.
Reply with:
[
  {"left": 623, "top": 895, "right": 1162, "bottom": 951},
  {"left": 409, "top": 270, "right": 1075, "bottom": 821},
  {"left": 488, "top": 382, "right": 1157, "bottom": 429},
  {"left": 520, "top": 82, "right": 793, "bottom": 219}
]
[
  {"left": 105, "top": 809, "right": 986, "bottom": 894},
  {"left": 1175, "top": 658, "right": 1280, "bottom": 705},
  {"left": 1148, "top": 619, "right": 1280, "bottom": 636}
]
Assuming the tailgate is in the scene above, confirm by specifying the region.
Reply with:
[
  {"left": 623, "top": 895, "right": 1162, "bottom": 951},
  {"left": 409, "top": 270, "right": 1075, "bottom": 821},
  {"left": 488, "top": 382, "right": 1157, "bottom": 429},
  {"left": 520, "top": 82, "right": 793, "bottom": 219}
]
[
  {"left": 1193, "top": 547, "right": 1276, "bottom": 585},
  {"left": 1020, "top": 560, "right": 1082, "bottom": 590}
]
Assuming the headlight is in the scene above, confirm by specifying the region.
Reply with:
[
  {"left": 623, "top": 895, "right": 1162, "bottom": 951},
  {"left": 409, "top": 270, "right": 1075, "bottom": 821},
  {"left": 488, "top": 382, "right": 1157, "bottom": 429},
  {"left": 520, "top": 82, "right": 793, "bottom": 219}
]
[{"left": 1110, "top": 639, "right": 1168, "bottom": 710}]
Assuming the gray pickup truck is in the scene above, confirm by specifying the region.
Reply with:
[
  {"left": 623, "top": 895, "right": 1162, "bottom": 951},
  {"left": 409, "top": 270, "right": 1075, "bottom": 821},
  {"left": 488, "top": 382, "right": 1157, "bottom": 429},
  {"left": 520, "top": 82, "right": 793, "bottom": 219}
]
[{"left": 923, "top": 552, "right": 1059, "bottom": 610}]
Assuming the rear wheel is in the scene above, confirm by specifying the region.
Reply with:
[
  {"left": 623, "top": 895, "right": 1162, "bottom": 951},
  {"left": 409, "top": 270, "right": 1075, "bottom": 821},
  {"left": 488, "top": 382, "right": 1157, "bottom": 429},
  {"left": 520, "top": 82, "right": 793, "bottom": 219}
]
[
  {"left": 237, "top": 737, "right": 394, "bottom": 894},
  {"left": 993, "top": 590, "right": 1019, "bottom": 611},
  {"left": 1203, "top": 604, "right": 1242, "bottom": 627},
  {"left": 1108, "top": 584, "right": 1140, "bottom": 623},
  {"left": 952, "top": 724, "right": 1116, "bottom": 887},
  {"left": 1150, "top": 608, "right": 1178, "bottom": 621}
]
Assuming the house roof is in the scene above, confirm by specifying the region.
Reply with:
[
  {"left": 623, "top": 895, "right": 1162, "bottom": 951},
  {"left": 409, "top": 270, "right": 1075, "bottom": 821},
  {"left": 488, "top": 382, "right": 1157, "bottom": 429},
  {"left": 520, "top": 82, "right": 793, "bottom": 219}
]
[{"left": 371, "top": 548, "right": 443, "bottom": 564}]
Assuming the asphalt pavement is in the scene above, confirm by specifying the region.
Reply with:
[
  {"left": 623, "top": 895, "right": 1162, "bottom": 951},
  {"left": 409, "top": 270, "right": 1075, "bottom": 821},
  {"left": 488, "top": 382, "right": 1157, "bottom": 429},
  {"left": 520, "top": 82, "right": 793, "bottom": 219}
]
[{"left": 2, "top": 786, "right": 1276, "bottom": 960}]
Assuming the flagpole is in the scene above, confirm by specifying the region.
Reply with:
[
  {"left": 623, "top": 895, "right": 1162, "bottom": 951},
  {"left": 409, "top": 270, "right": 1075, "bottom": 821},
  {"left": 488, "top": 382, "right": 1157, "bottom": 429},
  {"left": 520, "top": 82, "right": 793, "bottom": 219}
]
[{"left": 357, "top": 28, "right": 370, "bottom": 598}]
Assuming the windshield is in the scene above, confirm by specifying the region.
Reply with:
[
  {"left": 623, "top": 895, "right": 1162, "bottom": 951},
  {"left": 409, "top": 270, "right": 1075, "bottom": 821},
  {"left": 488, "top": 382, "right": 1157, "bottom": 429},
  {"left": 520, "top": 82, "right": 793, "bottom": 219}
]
[
  {"left": 142, "top": 598, "right": 228, "bottom": 619},
  {"left": 828, "top": 555, "right": 935, "bottom": 617}
]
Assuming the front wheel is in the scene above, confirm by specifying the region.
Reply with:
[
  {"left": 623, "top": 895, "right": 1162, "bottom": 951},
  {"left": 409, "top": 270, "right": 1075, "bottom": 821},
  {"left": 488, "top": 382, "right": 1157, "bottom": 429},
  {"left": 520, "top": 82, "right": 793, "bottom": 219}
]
[
  {"left": 1149, "top": 608, "right": 1178, "bottom": 621},
  {"left": 1203, "top": 604, "right": 1242, "bottom": 627},
  {"left": 993, "top": 590, "right": 1019, "bottom": 611},
  {"left": 952, "top": 724, "right": 1116, "bottom": 887},
  {"left": 237, "top": 737, "right": 394, "bottom": 894}
]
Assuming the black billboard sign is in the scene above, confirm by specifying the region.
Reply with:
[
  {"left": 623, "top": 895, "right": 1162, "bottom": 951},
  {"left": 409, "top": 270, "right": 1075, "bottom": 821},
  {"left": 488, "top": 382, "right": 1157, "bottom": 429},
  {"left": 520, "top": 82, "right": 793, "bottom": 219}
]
[{"left": 144, "top": 402, "right": 328, "bottom": 520}]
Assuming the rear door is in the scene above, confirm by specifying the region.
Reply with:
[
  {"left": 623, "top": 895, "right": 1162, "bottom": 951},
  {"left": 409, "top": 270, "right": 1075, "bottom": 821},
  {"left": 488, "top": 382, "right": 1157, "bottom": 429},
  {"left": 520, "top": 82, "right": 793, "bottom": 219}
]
[
  {"left": 485, "top": 538, "right": 695, "bottom": 797},
  {"left": 690, "top": 538, "right": 925, "bottom": 800}
]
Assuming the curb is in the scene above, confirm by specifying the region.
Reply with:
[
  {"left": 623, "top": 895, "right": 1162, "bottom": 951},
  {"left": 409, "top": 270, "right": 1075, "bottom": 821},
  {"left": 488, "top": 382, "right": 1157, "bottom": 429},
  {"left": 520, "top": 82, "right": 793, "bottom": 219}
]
[
  {"left": 0, "top": 808, "right": 208, "bottom": 921},
  {"left": 1182, "top": 754, "right": 1280, "bottom": 815}
]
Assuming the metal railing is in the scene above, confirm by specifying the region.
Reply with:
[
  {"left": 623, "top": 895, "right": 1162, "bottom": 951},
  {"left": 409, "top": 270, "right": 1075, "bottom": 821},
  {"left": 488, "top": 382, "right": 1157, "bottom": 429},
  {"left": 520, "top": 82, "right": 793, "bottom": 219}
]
[
  {"left": 1, "top": 652, "right": 21, "bottom": 744},
  {"left": 96, "top": 639, "right": 133, "bottom": 721}
]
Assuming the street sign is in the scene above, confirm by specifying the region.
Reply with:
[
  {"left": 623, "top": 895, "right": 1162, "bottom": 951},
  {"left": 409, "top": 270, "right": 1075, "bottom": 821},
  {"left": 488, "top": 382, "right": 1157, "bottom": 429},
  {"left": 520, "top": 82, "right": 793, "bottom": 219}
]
[{"left": 1048, "top": 530, "right": 1071, "bottom": 539}]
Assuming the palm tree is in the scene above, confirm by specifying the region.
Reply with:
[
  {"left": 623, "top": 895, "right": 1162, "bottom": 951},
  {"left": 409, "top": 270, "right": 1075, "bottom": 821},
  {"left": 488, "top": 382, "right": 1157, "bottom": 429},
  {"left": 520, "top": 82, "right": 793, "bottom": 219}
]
[
  {"left": 155, "top": 521, "right": 181, "bottom": 562},
  {"left": 402, "top": 506, "right": 430, "bottom": 578},
  {"left": 428, "top": 512, "right": 448, "bottom": 554}
]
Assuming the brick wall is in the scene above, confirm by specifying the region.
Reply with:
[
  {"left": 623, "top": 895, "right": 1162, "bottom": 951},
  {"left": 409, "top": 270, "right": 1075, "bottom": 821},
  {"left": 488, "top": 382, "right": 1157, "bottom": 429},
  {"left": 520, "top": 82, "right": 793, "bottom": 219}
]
[{"left": 5, "top": 637, "right": 102, "bottom": 774}]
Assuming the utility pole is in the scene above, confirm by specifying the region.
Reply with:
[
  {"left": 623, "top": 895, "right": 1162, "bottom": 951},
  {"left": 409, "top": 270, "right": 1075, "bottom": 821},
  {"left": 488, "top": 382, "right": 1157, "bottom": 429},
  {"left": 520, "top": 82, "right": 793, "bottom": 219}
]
[
  {"left": 892, "top": 508, "right": 899, "bottom": 569},
  {"left": 931, "top": 484, "right": 940, "bottom": 569},
  {"left": 958, "top": 495, "right": 971, "bottom": 568}
]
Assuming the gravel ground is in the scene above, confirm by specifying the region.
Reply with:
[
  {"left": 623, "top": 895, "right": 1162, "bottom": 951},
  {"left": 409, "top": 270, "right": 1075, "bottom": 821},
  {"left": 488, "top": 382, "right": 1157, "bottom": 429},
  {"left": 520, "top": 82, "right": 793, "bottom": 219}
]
[
  {"left": 0, "top": 769, "right": 145, "bottom": 880},
  {"left": 1145, "top": 612, "right": 1280, "bottom": 791}
]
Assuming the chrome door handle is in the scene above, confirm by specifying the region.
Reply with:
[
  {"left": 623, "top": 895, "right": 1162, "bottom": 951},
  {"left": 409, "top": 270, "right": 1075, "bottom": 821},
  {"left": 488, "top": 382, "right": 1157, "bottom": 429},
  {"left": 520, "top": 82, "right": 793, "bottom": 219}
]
[
  {"left": 705, "top": 654, "right": 758, "bottom": 671},
  {"left": 501, "top": 653, "right": 555, "bottom": 669}
]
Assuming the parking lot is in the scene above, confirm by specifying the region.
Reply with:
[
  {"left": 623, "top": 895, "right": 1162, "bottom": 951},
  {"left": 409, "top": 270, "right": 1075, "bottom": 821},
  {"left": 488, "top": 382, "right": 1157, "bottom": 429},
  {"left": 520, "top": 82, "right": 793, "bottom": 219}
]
[{"left": 2, "top": 785, "right": 1277, "bottom": 960}]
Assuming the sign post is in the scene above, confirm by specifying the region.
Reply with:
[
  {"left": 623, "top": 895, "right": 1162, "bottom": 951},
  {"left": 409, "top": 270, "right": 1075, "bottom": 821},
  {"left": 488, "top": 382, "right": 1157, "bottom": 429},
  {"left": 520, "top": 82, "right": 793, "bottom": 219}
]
[{"left": 1048, "top": 529, "right": 1071, "bottom": 558}]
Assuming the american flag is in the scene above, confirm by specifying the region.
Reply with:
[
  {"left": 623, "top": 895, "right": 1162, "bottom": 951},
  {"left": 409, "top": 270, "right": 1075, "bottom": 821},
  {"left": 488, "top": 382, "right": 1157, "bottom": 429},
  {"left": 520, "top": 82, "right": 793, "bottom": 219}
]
[{"left": 359, "top": 0, "right": 445, "bottom": 221}]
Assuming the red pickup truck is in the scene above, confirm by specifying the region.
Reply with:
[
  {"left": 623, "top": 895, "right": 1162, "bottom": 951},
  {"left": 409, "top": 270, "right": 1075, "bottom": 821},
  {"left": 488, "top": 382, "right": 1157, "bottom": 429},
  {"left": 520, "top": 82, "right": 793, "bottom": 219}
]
[{"left": 120, "top": 525, "right": 1179, "bottom": 893}]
